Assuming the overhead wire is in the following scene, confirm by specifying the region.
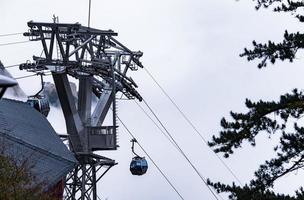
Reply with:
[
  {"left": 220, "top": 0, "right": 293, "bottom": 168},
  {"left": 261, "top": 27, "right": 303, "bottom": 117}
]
[
  {"left": 0, "top": 40, "right": 31, "bottom": 47},
  {"left": 140, "top": 98, "right": 222, "bottom": 200},
  {"left": 14, "top": 72, "right": 51, "bottom": 80},
  {"left": 134, "top": 99, "right": 226, "bottom": 199},
  {"left": 14, "top": 74, "right": 37, "bottom": 80},
  {"left": 143, "top": 67, "right": 243, "bottom": 186},
  {"left": 4, "top": 64, "right": 20, "bottom": 69},
  {"left": 134, "top": 100, "right": 178, "bottom": 150},
  {"left": 116, "top": 115, "right": 185, "bottom": 200},
  {"left": 0, "top": 31, "right": 29, "bottom": 47},
  {"left": 0, "top": 32, "right": 23, "bottom": 37}
]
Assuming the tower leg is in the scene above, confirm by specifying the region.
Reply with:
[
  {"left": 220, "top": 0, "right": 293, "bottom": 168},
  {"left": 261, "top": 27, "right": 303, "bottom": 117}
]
[{"left": 64, "top": 154, "right": 115, "bottom": 200}]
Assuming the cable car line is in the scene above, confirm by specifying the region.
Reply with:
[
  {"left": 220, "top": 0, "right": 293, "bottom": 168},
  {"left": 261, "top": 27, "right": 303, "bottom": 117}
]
[
  {"left": 14, "top": 74, "right": 37, "bottom": 80},
  {"left": 134, "top": 100, "right": 179, "bottom": 150},
  {"left": 141, "top": 98, "right": 222, "bottom": 200},
  {"left": 144, "top": 67, "right": 243, "bottom": 186},
  {"left": 0, "top": 32, "right": 23, "bottom": 37},
  {"left": 4, "top": 64, "right": 20, "bottom": 69},
  {"left": 117, "top": 116, "right": 185, "bottom": 200},
  {"left": 14, "top": 72, "right": 51, "bottom": 80},
  {"left": 134, "top": 99, "right": 222, "bottom": 198},
  {"left": 0, "top": 40, "right": 31, "bottom": 47},
  {"left": 135, "top": 99, "right": 222, "bottom": 199}
]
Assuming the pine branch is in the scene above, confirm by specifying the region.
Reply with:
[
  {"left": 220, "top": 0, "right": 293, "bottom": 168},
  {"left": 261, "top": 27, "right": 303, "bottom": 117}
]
[
  {"left": 248, "top": 123, "right": 304, "bottom": 190},
  {"left": 253, "top": 0, "right": 304, "bottom": 13},
  {"left": 273, "top": 0, "right": 304, "bottom": 13},
  {"left": 208, "top": 89, "right": 304, "bottom": 157},
  {"left": 240, "top": 31, "right": 304, "bottom": 68},
  {"left": 207, "top": 179, "right": 304, "bottom": 200},
  {"left": 254, "top": 0, "right": 283, "bottom": 9},
  {"left": 252, "top": 153, "right": 304, "bottom": 190},
  {"left": 241, "top": 1, "right": 304, "bottom": 68}
]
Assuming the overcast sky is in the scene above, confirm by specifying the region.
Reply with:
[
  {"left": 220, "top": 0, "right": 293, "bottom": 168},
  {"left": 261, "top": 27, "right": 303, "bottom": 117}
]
[{"left": 1, "top": 0, "right": 304, "bottom": 199}]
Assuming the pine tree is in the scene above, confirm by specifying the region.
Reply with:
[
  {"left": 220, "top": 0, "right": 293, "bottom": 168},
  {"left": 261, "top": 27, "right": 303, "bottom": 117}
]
[{"left": 208, "top": 1, "right": 304, "bottom": 199}]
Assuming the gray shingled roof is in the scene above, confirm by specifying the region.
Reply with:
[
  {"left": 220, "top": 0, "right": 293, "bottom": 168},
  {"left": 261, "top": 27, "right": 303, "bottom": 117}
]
[
  {"left": 0, "top": 62, "right": 26, "bottom": 97},
  {"left": 0, "top": 98, "right": 77, "bottom": 188}
]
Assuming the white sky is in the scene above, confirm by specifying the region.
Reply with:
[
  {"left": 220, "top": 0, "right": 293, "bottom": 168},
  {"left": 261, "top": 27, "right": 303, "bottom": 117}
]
[{"left": 1, "top": 0, "right": 304, "bottom": 199}]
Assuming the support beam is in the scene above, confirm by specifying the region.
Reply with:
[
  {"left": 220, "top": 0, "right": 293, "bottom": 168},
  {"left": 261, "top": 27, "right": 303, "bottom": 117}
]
[
  {"left": 78, "top": 75, "right": 92, "bottom": 124},
  {"left": 52, "top": 72, "right": 84, "bottom": 152},
  {"left": 91, "top": 89, "right": 114, "bottom": 126},
  {"left": 78, "top": 75, "right": 93, "bottom": 152},
  {"left": 69, "top": 36, "right": 96, "bottom": 57}
]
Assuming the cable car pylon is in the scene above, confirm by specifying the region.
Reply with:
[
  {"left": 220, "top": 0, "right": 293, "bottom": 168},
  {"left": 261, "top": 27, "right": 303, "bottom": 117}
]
[{"left": 19, "top": 20, "right": 144, "bottom": 200}]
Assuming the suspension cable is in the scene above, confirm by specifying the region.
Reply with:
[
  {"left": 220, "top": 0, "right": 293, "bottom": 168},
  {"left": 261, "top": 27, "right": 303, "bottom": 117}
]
[
  {"left": 4, "top": 64, "right": 20, "bottom": 69},
  {"left": 14, "top": 74, "right": 37, "bottom": 80},
  {"left": 0, "top": 32, "right": 23, "bottom": 37},
  {"left": 134, "top": 100, "right": 178, "bottom": 150},
  {"left": 117, "top": 115, "right": 185, "bottom": 200},
  {"left": 144, "top": 67, "right": 243, "bottom": 186},
  {"left": 141, "top": 98, "right": 222, "bottom": 200},
  {"left": 0, "top": 40, "right": 31, "bottom": 47},
  {"left": 14, "top": 72, "right": 51, "bottom": 80}
]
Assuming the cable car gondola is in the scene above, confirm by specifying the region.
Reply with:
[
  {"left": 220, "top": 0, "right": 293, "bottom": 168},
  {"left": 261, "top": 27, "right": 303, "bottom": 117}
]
[
  {"left": 26, "top": 73, "right": 50, "bottom": 117},
  {"left": 27, "top": 96, "right": 50, "bottom": 117},
  {"left": 130, "top": 139, "right": 148, "bottom": 176}
]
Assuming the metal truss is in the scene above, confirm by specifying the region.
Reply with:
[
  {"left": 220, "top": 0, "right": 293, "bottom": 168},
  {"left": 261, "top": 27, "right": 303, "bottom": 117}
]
[
  {"left": 20, "top": 21, "right": 143, "bottom": 101},
  {"left": 64, "top": 153, "right": 116, "bottom": 200}
]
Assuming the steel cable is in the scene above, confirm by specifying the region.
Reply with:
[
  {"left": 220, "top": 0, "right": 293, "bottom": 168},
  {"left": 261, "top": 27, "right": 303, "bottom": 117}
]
[
  {"left": 0, "top": 40, "right": 31, "bottom": 47},
  {"left": 141, "top": 98, "right": 223, "bottom": 200},
  {"left": 0, "top": 32, "right": 23, "bottom": 37},
  {"left": 144, "top": 67, "right": 243, "bottom": 186},
  {"left": 117, "top": 115, "right": 185, "bottom": 200},
  {"left": 4, "top": 64, "right": 20, "bottom": 69}
]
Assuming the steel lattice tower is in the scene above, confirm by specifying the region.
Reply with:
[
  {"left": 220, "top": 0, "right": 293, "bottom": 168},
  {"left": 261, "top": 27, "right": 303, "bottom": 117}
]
[{"left": 20, "top": 21, "right": 144, "bottom": 200}]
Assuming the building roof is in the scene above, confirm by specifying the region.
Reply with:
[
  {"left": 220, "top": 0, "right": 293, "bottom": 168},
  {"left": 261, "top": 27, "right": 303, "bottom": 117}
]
[
  {"left": 0, "top": 62, "right": 26, "bottom": 97},
  {"left": 0, "top": 74, "right": 17, "bottom": 87},
  {"left": 0, "top": 98, "right": 77, "bottom": 188}
]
